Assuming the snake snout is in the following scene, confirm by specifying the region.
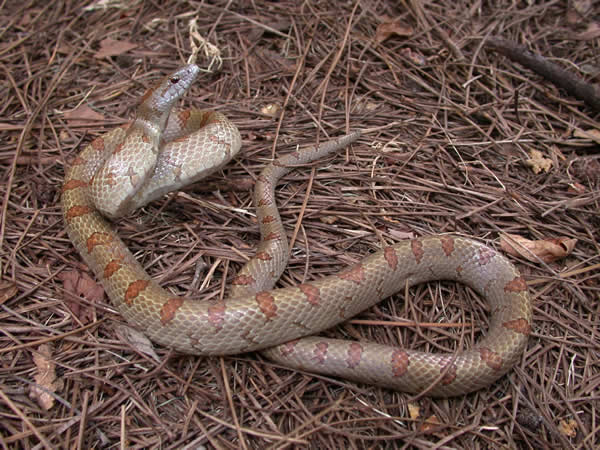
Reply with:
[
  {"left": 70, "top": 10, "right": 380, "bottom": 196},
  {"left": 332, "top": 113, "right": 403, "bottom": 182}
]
[{"left": 143, "top": 64, "right": 201, "bottom": 116}]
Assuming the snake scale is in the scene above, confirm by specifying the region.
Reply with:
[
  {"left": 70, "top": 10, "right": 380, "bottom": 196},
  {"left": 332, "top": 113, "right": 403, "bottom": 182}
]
[{"left": 62, "top": 64, "right": 532, "bottom": 396}]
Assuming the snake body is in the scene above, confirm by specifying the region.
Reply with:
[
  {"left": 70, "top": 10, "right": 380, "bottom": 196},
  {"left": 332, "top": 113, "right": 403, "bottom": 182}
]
[{"left": 62, "top": 64, "right": 532, "bottom": 396}]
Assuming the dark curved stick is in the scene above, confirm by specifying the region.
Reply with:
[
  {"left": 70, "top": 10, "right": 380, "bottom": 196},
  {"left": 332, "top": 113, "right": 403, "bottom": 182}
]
[{"left": 486, "top": 36, "right": 600, "bottom": 112}]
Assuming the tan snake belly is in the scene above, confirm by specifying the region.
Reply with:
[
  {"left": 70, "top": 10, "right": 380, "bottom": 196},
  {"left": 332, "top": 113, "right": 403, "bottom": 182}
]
[{"left": 61, "top": 64, "right": 532, "bottom": 396}]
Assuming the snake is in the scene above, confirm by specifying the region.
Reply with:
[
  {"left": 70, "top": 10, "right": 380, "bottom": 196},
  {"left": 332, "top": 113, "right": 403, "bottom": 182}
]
[{"left": 61, "top": 64, "right": 532, "bottom": 397}]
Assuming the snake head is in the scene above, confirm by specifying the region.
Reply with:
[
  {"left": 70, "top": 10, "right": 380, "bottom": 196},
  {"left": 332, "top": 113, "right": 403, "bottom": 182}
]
[{"left": 138, "top": 64, "right": 200, "bottom": 122}]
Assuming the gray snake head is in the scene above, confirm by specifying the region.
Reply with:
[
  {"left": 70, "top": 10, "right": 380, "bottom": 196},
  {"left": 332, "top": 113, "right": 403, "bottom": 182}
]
[{"left": 138, "top": 64, "right": 201, "bottom": 124}]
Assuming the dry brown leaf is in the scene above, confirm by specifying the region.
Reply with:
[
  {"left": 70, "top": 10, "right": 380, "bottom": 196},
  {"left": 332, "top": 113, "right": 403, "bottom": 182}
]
[
  {"left": 19, "top": 10, "right": 34, "bottom": 26},
  {"left": 320, "top": 215, "right": 339, "bottom": 225},
  {"left": 500, "top": 233, "right": 577, "bottom": 264},
  {"left": 387, "top": 229, "right": 416, "bottom": 240},
  {"left": 419, "top": 414, "right": 441, "bottom": 432},
  {"left": 524, "top": 149, "right": 552, "bottom": 174},
  {"left": 566, "top": 8, "right": 580, "bottom": 25},
  {"left": 580, "top": 63, "right": 600, "bottom": 75},
  {"left": 94, "top": 37, "right": 137, "bottom": 58},
  {"left": 260, "top": 103, "right": 281, "bottom": 117},
  {"left": 64, "top": 104, "right": 105, "bottom": 126},
  {"left": 400, "top": 47, "right": 425, "bottom": 66},
  {"left": 115, "top": 325, "right": 160, "bottom": 361},
  {"left": 0, "top": 279, "right": 18, "bottom": 305},
  {"left": 571, "top": 157, "right": 600, "bottom": 183},
  {"left": 59, "top": 129, "right": 70, "bottom": 142},
  {"left": 573, "top": 0, "right": 593, "bottom": 16},
  {"left": 375, "top": 19, "right": 413, "bottom": 44},
  {"left": 573, "top": 128, "right": 600, "bottom": 144},
  {"left": 59, "top": 270, "right": 104, "bottom": 323},
  {"left": 568, "top": 182, "right": 586, "bottom": 194},
  {"left": 29, "top": 344, "right": 62, "bottom": 410},
  {"left": 364, "top": 101, "right": 379, "bottom": 111},
  {"left": 407, "top": 402, "right": 420, "bottom": 420},
  {"left": 575, "top": 22, "right": 600, "bottom": 40},
  {"left": 57, "top": 42, "right": 71, "bottom": 55},
  {"left": 84, "top": 0, "right": 141, "bottom": 11},
  {"left": 558, "top": 418, "right": 578, "bottom": 437}
]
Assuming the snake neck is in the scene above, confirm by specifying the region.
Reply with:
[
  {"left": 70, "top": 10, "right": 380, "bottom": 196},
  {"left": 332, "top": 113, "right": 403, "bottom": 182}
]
[
  {"left": 127, "top": 115, "right": 165, "bottom": 149},
  {"left": 135, "top": 103, "right": 171, "bottom": 134}
]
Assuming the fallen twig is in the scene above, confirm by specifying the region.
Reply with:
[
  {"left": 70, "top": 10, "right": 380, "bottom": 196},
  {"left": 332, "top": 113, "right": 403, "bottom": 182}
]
[{"left": 485, "top": 36, "right": 600, "bottom": 111}]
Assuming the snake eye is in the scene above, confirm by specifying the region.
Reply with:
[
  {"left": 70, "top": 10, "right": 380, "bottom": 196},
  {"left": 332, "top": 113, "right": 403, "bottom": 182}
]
[{"left": 170, "top": 76, "right": 180, "bottom": 84}]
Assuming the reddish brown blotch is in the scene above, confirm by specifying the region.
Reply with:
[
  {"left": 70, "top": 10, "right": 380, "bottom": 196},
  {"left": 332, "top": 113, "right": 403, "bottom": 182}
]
[
  {"left": 124, "top": 280, "right": 149, "bottom": 306},
  {"left": 479, "top": 347, "right": 503, "bottom": 370},
  {"left": 86, "top": 231, "right": 113, "bottom": 253},
  {"left": 503, "top": 318, "right": 531, "bottom": 335},
  {"left": 384, "top": 246, "right": 398, "bottom": 270},
  {"left": 313, "top": 342, "right": 328, "bottom": 364},
  {"left": 207, "top": 303, "right": 226, "bottom": 331},
  {"left": 346, "top": 343, "right": 363, "bottom": 368},
  {"left": 255, "top": 291, "right": 277, "bottom": 320},
  {"left": 504, "top": 276, "right": 528, "bottom": 292},
  {"left": 255, "top": 251, "right": 273, "bottom": 261},
  {"left": 440, "top": 236, "right": 455, "bottom": 257},
  {"left": 178, "top": 110, "right": 191, "bottom": 124},
  {"left": 70, "top": 156, "right": 87, "bottom": 166},
  {"left": 299, "top": 284, "right": 321, "bottom": 306},
  {"left": 112, "top": 142, "right": 125, "bottom": 155},
  {"left": 91, "top": 137, "right": 105, "bottom": 151},
  {"left": 104, "top": 172, "right": 117, "bottom": 186},
  {"left": 477, "top": 247, "right": 495, "bottom": 265},
  {"left": 140, "top": 87, "right": 155, "bottom": 103},
  {"left": 62, "top": 179, "right": 88, "bottom": 193},
  {"left": 232, "top": 274, "right": 256, "bottom": 286},
  {"left": 280, "top": 339, "right": 299, "bottom": 356},
  {"left": 411, "top": 239, "right": 424, "bottom": 264},
  {"left": 103, "top": 258, "right": 123, "bottom": 279},
  {"left": 160, "top": 297, "right": 184, "bottom": 324},
  {"left": 65, "top": 205, "right": 92, "bottom": 221},
  {"left": 338, "top": 264, "right": 365, "bottom": 284},
  {"left": 440, "top": 361, "right": 457, "bottom": 385},
  {"left": 391, "top": 349, "right": 410, "bottom": 377},
  {"left": 264, "top": 232, "right": 280, "bottom": 241}
]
